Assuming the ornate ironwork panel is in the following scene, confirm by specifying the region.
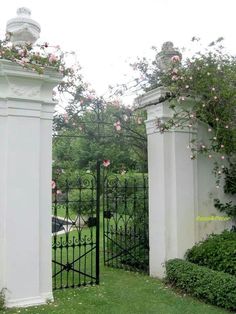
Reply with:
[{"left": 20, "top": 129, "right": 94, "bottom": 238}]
[
  {"left": 52, "top": 168, "right": 100, "bottom": 290},
  {"left": 103, "top": 174, "right": 149, "bottom": 272}
]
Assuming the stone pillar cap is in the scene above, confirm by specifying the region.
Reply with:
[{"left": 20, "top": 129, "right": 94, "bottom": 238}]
[
  {"left": 156, "top": 41, "right": 182, "bottom": 72},
  {"left": 6, "top": 7, "right": 41, "bottom": 45}
]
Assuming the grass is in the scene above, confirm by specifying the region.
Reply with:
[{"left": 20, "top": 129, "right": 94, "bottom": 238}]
[
  {"left": 1, "top": 264, "right": 230, "bottom": 314},
  {"left": 0, "top": 211, "right": 230, "bottom": 313}
]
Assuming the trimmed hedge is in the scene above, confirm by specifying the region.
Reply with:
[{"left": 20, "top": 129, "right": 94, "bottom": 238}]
[
  {"left": 185, "top": 231, "right": 236, "bottom": 276},
  {"left": 165, "top": 259, "right": 236, "bottom": 311}
]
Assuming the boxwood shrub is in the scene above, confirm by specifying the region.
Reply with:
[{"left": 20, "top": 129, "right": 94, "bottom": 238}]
[
  {"left": 165, "top": 259, "right": 236, "bottom": 311},
  {"left": 185, "top": 230, "right": 236, "bottom": 276}
]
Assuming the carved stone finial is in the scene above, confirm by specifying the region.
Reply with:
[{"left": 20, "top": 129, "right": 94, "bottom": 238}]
[
  {"left": 162, "top": 41, "right": 174, "bottom": 51},
  {"left": 6, "top": 7, "right": 41, "bottom": 45},
  {"left": 156, "top": 41, "right": 182, "bottom": 72},
  {"left": 16, "top": 7, "right": 31, "bottom": 17}
]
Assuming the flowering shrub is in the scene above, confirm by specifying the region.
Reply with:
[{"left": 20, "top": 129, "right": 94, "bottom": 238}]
[
  {"left": 132, "top": 38, "right": 236, "bottom": 187},
  {"left": 159, "top": 39, "right": 235, "bottom": 169}
]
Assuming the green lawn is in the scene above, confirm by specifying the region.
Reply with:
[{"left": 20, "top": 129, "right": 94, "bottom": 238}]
[
  {"left": 0, "top": 212, "right": 230, "bottom": 313},
  {"left": 1, "top": 265, "right": 229, "bottom": 314}
]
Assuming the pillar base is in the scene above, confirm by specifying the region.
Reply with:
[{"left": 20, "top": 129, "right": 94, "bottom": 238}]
[{"left": 6, "top": 293, "right": 53, "bottom": 308}]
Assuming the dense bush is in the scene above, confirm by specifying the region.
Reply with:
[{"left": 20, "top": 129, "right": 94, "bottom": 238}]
[
  {"left": 165, "top": 259, "right": 236, "bottom": 311},
  {"left": 185, "top": 231, "right": 236, "bottom": 276}
]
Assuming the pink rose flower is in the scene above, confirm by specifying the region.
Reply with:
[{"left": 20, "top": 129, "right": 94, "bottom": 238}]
[
  {"left": 114, "top": 121, "right": 121, "bottom": 131},
  {"left": 49, "top": 54, "right": 58, "bottom": 63},
  {"left": 18, "top": 49, "right": 25, "bottom": 57},
  {"left": 103, "top": 160, "right": 110, "bottom": 167},
  {"left": 63, "top": 113, "right": 69, "bottom": 124},
  {"left": 171, "top": 55, "right": 181, "bottom": 62}
]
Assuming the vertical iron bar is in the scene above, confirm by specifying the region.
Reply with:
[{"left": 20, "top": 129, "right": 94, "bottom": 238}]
[
  {"left": 72, "top": 236, "right": 75, "bottom": 287},
  {"left": 103, "top": 168, "right": 106, "bottom": 266},
  {"left": 53, "top": 185, "right": 57, "bottom": 289},
  {"left": 78, "top": 241, "right": 81, "bottom": 286},
  {"left": 124, "top": 178, "right": 128, "bottom": 265},
  {"left": 133, "top": 177, "right": 137, "bottom": 269},
  {"left": 105, "top": 177, "right": 110, "bottom": 265},
  {"left": 84, "top": 236, "right": 87, "bottom": 286},
  {"left": 78, "top": 179, "right": 82, "bottom": 286},
  {"left": 60, "top": 237, "right": 63, "bottom": 289},
  {"left": 65, "top": 180, "right": 69, "bottom": 288},
  {"left": 115, "top": 178, "right": 118, "bottom": 268},
  {"left": 91, "top": 177, "right": 94, "bottom": 284},
  {"left": 96, "top": 160, "right": 100, "bottom": 284}
]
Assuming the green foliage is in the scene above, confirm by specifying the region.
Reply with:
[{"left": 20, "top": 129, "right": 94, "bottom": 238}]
[
  {"left": 53, "top": 101, "right": 147, "bottom": 177},
  {"left": 185, "top": 231, "right": 236, "bottom": 276},
  {"left": 165, "top": 258, "right": 236, "bottom": 311},
  {"left": 214, "top": 199, "right": 236, "bottom": 220},
  {"left": 214, "top": 162, "right": 236, "bottom": 219},
  {"left": 223, "top": 162, "right": 236, "bottom": 195},
  {"left": 0, "top": 289, "right": 5, "bottom": 310}
]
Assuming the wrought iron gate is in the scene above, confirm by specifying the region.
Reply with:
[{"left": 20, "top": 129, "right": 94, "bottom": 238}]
[
  {"left": 103, "top": 173, "right": 149, "bottom": 272},
  {"left": 52, "top": 163, "right": 100, "bottom": 289}
]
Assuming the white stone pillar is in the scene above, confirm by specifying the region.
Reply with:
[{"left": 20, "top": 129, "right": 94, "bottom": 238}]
[
  {"left": 136, "top": 87, "right": 196, "bottom": 278},
  {"left": 0, "top": 8, "right": 62, "bottom": 307},
  {"left": 0, "top": 60, "right": 61, "bottom": 308},
  {"left": 0, "top": 60, "right": 61, "bottom": 307}
]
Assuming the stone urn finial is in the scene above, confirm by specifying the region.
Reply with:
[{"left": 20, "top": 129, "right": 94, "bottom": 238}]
[
  {"left": 16, "top": 7, "right": 31, "bottom": 18},
  {"left": 156, "top": 41, "right": 182, "bottom": 72},
  {"left": 6, "top": 7, "right": 41, "bottom": 45}
]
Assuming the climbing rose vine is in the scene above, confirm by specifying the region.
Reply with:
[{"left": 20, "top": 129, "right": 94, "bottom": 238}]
[
  {"left": 0, "top": 36, "right": 83, "bottom": 95},
  {"left": 131, "top": 38, "right": 236, "bottom": 186},
  {"left": 160, "top": 39, "right": 235, "bottom": 183}
]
